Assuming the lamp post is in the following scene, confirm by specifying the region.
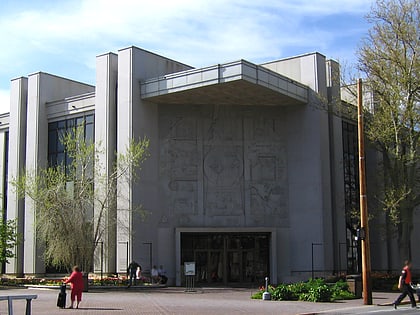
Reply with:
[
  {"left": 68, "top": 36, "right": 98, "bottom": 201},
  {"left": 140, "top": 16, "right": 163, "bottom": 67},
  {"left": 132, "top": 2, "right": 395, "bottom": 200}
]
[
  {"left": 311, "top": 243, "right": 323, "bottom": 279},
  {"left": 143, "top": 242, "right": 153, "bottom": 272},
  {"left": 357, "top": 78, "right": 372, "bottom": 305}
]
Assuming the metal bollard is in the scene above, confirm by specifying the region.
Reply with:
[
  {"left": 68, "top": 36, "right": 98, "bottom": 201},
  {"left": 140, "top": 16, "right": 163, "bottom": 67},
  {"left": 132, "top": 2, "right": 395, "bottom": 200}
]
[{"left": 262, "top": 277, "right": 271, "bottom": 300}]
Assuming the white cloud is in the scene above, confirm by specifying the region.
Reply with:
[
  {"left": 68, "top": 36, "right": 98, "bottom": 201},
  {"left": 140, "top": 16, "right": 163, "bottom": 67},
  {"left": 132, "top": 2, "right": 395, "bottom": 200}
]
[{"left": 0, "top": 0, "right": 373, "bottom": 91}]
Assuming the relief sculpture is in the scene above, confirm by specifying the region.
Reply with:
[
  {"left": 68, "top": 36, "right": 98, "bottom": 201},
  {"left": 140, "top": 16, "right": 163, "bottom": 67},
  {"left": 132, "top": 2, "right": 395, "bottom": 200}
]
[{"left": 159, "top": 105, "right": 289, "bottom": 225}]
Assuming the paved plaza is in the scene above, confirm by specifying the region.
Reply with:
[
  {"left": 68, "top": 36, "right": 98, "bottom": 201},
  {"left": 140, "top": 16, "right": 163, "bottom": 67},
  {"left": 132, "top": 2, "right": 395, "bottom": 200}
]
[{"left": 0, "top": 286, "right": 411, "bottom": 315}]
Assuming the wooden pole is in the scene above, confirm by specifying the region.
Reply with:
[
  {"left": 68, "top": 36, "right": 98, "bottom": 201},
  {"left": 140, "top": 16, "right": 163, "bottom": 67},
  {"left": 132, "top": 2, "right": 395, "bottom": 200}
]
[{"left": 357, "top": 78, "right": 372, "bottom": 305}]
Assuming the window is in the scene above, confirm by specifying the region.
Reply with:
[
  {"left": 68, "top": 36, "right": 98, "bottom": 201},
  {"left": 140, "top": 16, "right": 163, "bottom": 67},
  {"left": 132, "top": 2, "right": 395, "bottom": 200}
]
[
  {"left": 48, "top": 114, "right": 94, "bottom": 170},
  {"left": 342, "top": 120, "right": 360, "bottom": 273}
]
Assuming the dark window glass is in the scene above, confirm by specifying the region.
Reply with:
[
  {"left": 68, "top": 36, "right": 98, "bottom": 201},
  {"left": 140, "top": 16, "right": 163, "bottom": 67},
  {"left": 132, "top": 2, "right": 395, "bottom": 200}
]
[
  {"left": 342, "top": 120, "right": 360, "bottom": 274},
  {"left": 86, "top": 115, "right": 94, "bottom": 124},
  {"left": 85, "top": 123, "right": 94, "bottom": 144},
  {"left": 48, "top": 114, "right": 95, "bottom": 170},
  {"left": 57, "top": 120, "right": 65, "bottom": 129},
  {"left": 76, "top": 117, "right": 84, "bottom": 126}
]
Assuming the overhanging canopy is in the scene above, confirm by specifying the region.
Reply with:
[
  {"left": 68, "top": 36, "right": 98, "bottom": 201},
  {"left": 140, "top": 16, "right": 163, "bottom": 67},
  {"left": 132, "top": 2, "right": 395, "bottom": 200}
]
[{"left": 140, "top": 60, "right": 308, "bottom": 106}]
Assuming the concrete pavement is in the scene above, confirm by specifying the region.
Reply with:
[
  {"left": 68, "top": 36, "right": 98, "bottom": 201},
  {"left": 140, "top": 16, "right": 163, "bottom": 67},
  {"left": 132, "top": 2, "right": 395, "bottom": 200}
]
[{"left": 0, "top": 286, "right": 404, "bottom": 315}]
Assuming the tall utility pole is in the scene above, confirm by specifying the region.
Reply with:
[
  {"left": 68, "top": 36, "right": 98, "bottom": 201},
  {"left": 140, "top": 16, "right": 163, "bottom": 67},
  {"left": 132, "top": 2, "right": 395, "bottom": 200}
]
[{"left": 357, "top": 78, "right": 372, "bottom": 305}]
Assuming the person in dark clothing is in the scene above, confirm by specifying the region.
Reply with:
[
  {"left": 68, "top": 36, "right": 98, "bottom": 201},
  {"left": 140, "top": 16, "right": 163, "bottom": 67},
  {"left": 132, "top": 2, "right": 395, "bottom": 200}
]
[
  {"left": 127, "top": 261, "right": 140, "bottom": 287},
  {"left": 393, "top": 260, "right": 417, "bottom": 309},
  {"left": 158, "top": 265, "right": 168, "bottom": 284}
]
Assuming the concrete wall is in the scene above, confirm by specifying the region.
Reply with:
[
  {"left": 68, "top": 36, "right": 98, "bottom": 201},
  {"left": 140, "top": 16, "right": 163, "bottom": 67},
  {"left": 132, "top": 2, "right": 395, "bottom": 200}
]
[
  {"left": 126, "top": 52, "right": 345, "bottom": 283},
  {"left": 262, "top": 53, "right": 342, "bottom": 279},
  {"left": 116, "top": 47, "right": 192, "bottom": 273}
]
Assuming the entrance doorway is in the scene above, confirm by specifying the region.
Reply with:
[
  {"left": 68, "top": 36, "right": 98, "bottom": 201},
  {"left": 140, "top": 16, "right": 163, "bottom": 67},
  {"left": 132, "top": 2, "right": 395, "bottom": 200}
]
[{"left": 181, "top": 232, "right": 269, "bottom": 284}]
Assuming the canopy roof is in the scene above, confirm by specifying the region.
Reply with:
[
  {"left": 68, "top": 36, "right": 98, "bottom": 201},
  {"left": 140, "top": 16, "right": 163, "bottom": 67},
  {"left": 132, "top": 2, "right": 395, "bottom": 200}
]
[{"left": 140, "top": 60, "right": 308, "bottom": 106}]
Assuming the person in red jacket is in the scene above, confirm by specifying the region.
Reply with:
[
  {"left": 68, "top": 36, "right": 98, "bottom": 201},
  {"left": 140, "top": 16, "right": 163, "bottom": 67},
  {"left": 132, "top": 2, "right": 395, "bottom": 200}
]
[
  {"left": 393, "top": 260, "right": 417, "bottom": 309},
  {"left": 65, "top": 265, "right": 84, "bottom": 309}
]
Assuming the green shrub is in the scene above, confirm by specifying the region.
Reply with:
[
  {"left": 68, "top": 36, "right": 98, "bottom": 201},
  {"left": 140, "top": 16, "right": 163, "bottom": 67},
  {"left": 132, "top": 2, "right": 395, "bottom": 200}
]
[
  {"left": 272, "top": 284, "right": 298, "bottom": 301},
  {"left": 251, "top": 291, "right": 263, "bottom": 299},
  {"left": 307, "top": 285, "right": 332, "bottom": 302},
  {"left": 331, "top": 279, "right": 355, "bottom": 300},
  {"left": 252, "top": 278, "right": 355, "bottom": 302},
  {"left": 331, "top": 279, "right": 349, "bottom": 292},
  {"left": 333, "top": 290, "right": 356, "bottom": 300}
]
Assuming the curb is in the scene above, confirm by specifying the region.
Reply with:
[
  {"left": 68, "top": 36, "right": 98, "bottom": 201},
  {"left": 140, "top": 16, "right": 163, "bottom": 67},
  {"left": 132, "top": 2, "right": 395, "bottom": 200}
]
[{"left": 24, "top": 284, "right": 167, "bottom": 290}]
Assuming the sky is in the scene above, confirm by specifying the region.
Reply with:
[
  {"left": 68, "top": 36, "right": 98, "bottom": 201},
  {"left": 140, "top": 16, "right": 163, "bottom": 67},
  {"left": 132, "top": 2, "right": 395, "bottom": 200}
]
[{"left": 0, "top": 0, "right": 374, "bottom": 114}]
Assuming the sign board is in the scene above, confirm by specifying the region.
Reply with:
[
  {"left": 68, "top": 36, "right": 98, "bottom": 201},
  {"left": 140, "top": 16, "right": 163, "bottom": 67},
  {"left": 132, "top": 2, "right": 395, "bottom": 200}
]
[{"left": 184, "top": 262, "right": 195, "bottom": 276}]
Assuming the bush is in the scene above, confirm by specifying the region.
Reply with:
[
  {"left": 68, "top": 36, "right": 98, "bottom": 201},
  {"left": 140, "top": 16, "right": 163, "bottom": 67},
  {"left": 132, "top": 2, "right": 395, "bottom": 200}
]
[
  {"left": 251, "top": 278, "right": 355, "bottom": 302},
  {"left": 251, "top": 290, "right": 263, "bottom": 299},
  {"left": 272, "top": 284, "right": 299, "bottom": 301},
  {"left": 331, "top": 279, "right": 356, "bottom": 300}
]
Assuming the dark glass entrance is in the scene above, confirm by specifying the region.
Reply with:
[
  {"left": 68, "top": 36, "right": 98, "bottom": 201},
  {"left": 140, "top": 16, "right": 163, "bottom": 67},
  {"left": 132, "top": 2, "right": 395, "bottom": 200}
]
[{"left": 181, "top": 232, "right": 269, "bottom": 284}]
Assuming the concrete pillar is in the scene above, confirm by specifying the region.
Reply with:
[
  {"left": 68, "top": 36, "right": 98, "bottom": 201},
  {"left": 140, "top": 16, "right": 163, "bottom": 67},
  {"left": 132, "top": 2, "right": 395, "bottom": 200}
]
[
  {"left": 6, "top": 77, "right": 28, "bottom": 275},
  {"left": 95, "top": 52, "right": 118, "bottom": 274}
]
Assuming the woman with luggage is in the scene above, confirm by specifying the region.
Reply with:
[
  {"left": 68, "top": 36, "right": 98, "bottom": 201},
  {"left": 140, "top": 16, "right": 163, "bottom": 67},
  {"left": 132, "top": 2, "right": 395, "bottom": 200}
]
[{"left": 65, "top": 265, "right": 84, "bottom": 309}]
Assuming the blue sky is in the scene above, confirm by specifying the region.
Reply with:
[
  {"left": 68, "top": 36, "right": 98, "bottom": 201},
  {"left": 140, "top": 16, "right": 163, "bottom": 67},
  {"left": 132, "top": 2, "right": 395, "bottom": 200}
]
[{"left": 0, "top": 0, "right": 373, "bottom": 114}]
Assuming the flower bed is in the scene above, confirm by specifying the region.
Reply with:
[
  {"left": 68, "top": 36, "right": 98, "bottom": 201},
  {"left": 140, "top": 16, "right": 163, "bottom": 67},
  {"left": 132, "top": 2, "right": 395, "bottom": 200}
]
[{"left": 0, "top": 274, "right": 154, "bottom": 287}]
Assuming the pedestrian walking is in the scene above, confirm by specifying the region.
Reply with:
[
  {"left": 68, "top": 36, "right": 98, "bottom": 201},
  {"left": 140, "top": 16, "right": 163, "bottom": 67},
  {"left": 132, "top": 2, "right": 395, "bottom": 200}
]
[
  {"left": 127, "top": 261, "right": 140, "bottom": 287},
  {"left": 393, "top": 260, "right": 417, "bottom": 309}
]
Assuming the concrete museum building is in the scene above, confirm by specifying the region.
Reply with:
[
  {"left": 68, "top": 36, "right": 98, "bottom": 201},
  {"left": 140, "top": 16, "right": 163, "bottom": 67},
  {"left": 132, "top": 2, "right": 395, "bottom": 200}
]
[{"left": 0, "top": 46, "right": 406, "bottom": 285}]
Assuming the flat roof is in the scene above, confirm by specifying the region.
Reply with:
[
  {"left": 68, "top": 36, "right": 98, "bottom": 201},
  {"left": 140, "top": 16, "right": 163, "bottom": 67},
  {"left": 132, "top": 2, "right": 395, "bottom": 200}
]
[{"left": 140, "top": 60, "right": 308, "bottom": 106}]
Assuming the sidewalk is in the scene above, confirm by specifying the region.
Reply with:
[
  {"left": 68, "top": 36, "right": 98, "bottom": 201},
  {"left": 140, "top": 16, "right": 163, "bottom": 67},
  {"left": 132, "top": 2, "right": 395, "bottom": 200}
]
[{"left": 0, "top": 286, "right": 402, "bottom": 315}]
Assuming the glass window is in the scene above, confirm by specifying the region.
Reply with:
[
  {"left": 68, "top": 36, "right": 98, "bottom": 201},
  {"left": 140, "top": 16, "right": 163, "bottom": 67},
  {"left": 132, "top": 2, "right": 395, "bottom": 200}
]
[
  {"left": 48, "top": 114, "right": 95, "bottom": 171},
  {"left": 342, "top": 121, "right": 360, "bottom": 274},
  {"left": 85, "top": 123, "right": 94, "bottom": 144},
  {"left": 86, "top": 115, "right": 94, "bottom": 124}
]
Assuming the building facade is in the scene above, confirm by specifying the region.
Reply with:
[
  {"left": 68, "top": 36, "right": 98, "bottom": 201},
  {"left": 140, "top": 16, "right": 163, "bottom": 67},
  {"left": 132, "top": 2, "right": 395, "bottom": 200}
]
[{"left": 0, "top": 46, "right": 413, "bottom": 285}]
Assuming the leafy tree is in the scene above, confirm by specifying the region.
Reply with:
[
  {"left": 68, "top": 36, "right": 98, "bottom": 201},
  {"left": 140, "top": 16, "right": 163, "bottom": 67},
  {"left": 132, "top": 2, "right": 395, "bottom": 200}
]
[
  {"left": 0, "top": 218, "right": 19, "bottom": 264},
  {"left": 357, "top": 0, "right": 419, "bottom": 259},
  {"left": 13, "top": 126, "right": 149, "bottom": 272}
]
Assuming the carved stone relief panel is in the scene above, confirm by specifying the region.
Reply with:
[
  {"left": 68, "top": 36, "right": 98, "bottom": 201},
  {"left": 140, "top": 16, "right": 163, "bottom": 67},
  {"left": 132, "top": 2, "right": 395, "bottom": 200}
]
[
  {"left": 158, "top": 104, "right": 289, "bottom": 226},
  {"left": 246, "top": 111, "right": 289, "bottom": 221},
  {"left": 159, "top": 111, "right": 199, "bottom": 220},
  {"left": 203, "top": 144, "right": 244, "bottom": 216}
]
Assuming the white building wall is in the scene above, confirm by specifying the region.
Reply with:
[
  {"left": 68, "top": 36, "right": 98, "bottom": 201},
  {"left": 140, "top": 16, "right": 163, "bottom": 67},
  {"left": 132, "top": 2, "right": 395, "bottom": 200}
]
[
  {"left": 263, "top": 53, "right": 339, "bottom": 279},
  {"left": 116, "top": 47, "right": 192, "bottom": 273},
  {"left": 7, "top": 77, "right": 28, "bottom": 275},
  {"left": 23, "top": 73, "right": 94, "bottom": 274},
  {"left": 95, "top": 52, "right": 118, "bottom": 274}
]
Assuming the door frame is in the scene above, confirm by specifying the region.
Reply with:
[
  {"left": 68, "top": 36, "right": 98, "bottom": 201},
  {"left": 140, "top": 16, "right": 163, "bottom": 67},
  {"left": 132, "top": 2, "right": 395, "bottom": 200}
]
[{"left": 175, "top": 227, "right": 277, "bottom": 286}]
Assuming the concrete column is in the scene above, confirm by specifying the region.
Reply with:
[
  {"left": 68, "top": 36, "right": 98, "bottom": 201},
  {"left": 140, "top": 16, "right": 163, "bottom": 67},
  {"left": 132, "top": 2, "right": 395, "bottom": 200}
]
[
  {"left": 0, "top": 133, "right": 4, "bottom": 207},
  {"left": 95, "top": 52, "right": 118, "bottom": 274},
  {"left": 6, "top": 77, "right": 28, "bottom": 275},
  {"left": 326, "top": 59, "right": 345, "bottom": 274}
]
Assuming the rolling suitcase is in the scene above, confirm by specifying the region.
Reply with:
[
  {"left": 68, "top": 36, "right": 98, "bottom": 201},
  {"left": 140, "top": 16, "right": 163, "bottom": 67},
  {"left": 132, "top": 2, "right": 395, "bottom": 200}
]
[{"left": 57, "top": 283, "right": 66, "bottom": 308}]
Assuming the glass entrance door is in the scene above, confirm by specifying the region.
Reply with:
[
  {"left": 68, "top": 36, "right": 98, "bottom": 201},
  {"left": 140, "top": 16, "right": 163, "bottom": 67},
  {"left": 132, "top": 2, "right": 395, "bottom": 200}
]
[{"left": 181, "top": 232, "right": 269, "bottom": 285}]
